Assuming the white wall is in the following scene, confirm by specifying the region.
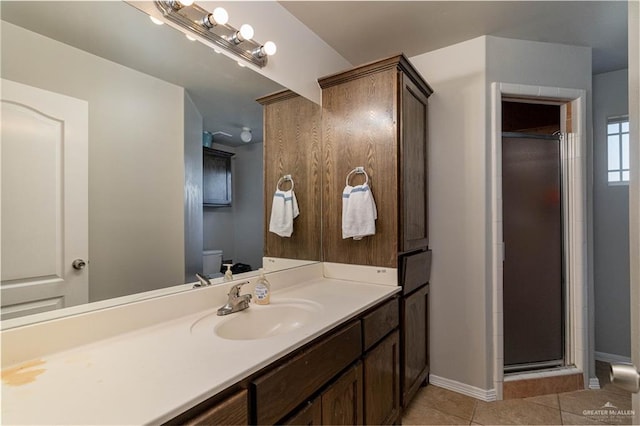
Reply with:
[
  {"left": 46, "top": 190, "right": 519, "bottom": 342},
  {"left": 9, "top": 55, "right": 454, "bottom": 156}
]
[
  {"left": 410, "top": 35, "right": 592, "bottom": 393},
  {"left": 1, "top": 22, "right": 185, "bottom": 301},
  {"left": 593, "top": 69, "right": 630, "bottom": 359},
  {"left": 232, "top": 142, "right": 264, "bottom": 271},
  {"left": 411, "top": 36, "right": 490, "bottom": 391},
  {"left": 184, "top": 92, "right": 204, "bottom": 283}
]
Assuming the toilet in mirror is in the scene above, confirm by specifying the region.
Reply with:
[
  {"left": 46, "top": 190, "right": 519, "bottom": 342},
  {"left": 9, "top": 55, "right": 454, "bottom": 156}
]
[{"left": 203, "top": 250, "right": 224, "bottom": 279}]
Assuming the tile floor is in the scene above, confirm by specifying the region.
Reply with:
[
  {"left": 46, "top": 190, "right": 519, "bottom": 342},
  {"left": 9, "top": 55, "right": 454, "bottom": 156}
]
[{"left": 402, "top": 363, "right": 634, "bottom": 425}]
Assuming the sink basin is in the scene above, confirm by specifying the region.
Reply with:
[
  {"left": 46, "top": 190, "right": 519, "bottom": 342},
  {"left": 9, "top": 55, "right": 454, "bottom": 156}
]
[{"left": 191, "top": 299, "right": 323, "bottom": 340}]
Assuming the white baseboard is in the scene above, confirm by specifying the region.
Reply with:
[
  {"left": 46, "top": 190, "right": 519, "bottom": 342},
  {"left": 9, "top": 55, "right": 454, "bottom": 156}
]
[
  {"left": 588, "top": 377, "right": 601, "bottom": 389},
  {"left": 429, "top": 374, "right": 497, "bottom": 402},
  {"left": 595, "top": 351, "right": 632, "bottom": 364}
]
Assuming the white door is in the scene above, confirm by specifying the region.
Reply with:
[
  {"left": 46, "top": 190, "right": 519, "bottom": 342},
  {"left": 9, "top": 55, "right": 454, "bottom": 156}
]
[{"left": 1, "top": 79, "right": 88, "bottom": 320}]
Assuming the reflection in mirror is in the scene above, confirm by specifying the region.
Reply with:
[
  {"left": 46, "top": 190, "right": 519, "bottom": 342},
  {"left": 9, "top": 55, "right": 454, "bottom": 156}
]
[{"left": 0, "top": 0, "right": 296, "bottom": 327}]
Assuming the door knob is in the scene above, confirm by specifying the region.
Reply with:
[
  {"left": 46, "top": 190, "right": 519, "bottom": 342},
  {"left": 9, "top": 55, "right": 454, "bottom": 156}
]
[
  {"left": 72, "top": 259, "right": 86, "bottom": 270},
  {"left": 610, "top": 363, "right": 640, "bottom": 393}
]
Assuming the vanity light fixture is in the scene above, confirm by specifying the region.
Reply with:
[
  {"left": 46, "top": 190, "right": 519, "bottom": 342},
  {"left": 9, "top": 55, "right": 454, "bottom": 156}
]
[
  {"left": 154, "top": 0, "right": 276, "bottom": 68},
  {"left": 149, "top": 15, "right": 164, "bottom": 25}
]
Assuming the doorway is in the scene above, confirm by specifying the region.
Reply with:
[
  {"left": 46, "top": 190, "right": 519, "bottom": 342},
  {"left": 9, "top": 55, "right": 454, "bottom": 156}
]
[
  {"left": 491, "top": 82, "right": 589, "bottom": 399},
  {"left": 502, "top": 101, "right": 565, "bottom": 372}
]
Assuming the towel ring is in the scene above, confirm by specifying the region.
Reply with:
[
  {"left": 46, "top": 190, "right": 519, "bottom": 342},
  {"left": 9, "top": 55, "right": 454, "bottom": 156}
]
[
  {"left": 276, "top": 174, "right": 294, "bottom": 191},
  {"left": 346, "top": 167, "right": 369, "bottom": 186}
]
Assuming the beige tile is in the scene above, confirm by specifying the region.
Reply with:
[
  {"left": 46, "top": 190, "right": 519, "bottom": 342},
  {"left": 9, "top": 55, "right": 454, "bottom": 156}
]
[
  {"left": 504, "top": 374, "right": 582, "bottom": 399},
  {"left": 558, "top": 389, "right": 632, "bottom": 417},
  {"left": 402, "top": 405, "right": 470, "bottom": 425},
  {"left": 561, "top": 411, "right": 606, "bottom": 425},
  {"left": 601, "top": 382, "right": 634, "bottom": 397},
  {"left": 406, "top": 385, "right": 478, "bottom": 421},
  {"left": 473, "top": 399, "right": 562, "bottom": 425},
  {"left": 525, "top": 393, "right": 560, "bottom": 409}
]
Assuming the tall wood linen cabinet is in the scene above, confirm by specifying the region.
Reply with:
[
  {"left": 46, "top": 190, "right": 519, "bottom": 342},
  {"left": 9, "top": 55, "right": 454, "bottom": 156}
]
[{"left": 318, "top": 54, "right": 433, "bottom": 409}]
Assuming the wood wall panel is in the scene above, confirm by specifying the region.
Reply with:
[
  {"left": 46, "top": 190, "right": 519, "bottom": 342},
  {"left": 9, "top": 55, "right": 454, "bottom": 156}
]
[
  {"left": 320, "top": 68, "right": 399, "bottom": 268},
  {"left": 259, "top": 90, "right": 321, "bottom": 261}
]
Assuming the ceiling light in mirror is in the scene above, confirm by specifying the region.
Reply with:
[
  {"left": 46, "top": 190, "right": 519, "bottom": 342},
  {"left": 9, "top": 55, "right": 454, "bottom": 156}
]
[
  {"left": 240, "top": 127, "right": 252, "bottom": 143},
  {"left": 149, "top": 15, "right": 164, "bottom": 25}
]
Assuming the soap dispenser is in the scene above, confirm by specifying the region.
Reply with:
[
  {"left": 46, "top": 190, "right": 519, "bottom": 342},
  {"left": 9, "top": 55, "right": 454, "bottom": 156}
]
[
  {"left": 254, "top": 269, "right": 271, "bottom": 305},
  {"left": 223, "top": 264, "right": 233, "bottom": 281}
]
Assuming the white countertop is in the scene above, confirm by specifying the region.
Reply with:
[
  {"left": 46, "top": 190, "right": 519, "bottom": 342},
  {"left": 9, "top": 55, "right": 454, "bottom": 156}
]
[{"left": 1, "top": 274, "right": 399, "bottom": 425}]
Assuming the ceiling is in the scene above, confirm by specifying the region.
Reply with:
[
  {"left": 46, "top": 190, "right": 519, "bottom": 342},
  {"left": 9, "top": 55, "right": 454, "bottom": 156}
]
[
  {"left": 1, "top": 0, "right": 628, "bottom": 144},
  {"left": 280, "top": 1, "right": 629, "bottom": 75}
]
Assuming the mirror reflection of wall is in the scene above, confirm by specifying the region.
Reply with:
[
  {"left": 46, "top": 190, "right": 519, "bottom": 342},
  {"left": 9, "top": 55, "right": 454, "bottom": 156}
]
[{"left": 0, "top": 1, "right": 283, "bottom": 319}]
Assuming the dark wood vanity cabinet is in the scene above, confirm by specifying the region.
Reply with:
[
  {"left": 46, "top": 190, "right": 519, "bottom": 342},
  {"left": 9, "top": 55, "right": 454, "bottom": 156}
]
[
  {"left": 169, "top": 297, "right": 400, "bottom": 426},
  {"left": 319, "top": 55, "right": 433, "bottom": 411},
  {"left": 318, "top": 54, "right": 432, "bottom": 269}
]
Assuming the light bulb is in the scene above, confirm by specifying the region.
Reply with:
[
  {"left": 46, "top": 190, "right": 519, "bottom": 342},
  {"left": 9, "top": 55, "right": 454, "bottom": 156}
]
[
  {"left": 239, "top": 24, "right": 254, "bottom": 41},
  {"left": 178, "top": 0, "right": 194, "bottom": 6},
  {"left": 149, "top": 16, "right": 164, "bottom": 25},
  {"left": 263, "top": 41, "right": 277, "bottom": 56},
  {"left": 212, "top": 7, "right": 228, "bottom": 25},
  {"left": 186, "top": 34, "right": 197, "bottom": 41}
]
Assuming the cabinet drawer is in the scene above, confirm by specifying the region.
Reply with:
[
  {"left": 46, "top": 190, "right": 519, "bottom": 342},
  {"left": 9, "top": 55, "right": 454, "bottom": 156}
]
[
  {"left": 400, "top": 250, "right": 432, "bottom": 294},
  {"left": 180, "top": 389, "right": 248, "bottom": 426},
  {"left": 362, "top": 298, "right": 399, "bottom": 351},
  {"left": 252, "top": 321, "right": 362, "bottom": 425}
]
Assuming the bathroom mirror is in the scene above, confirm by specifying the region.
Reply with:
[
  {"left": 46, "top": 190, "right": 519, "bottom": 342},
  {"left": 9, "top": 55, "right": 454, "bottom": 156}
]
[{"left": 0, "top": 0, "right": 317, "bottom": 328}]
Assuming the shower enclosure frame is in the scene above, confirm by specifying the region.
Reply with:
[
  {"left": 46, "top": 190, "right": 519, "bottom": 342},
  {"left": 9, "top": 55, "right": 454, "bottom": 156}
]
[{"left": 490, "top": 82, "right": 590, "bottom": 400}]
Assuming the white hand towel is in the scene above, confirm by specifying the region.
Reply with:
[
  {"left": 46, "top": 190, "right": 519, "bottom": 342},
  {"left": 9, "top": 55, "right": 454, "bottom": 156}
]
[
  {"left": 342, "top": 183, "right": 377, "bottom": 240},
  {"left": 269, "top": 189, "right": 300, "bottom": 237}
]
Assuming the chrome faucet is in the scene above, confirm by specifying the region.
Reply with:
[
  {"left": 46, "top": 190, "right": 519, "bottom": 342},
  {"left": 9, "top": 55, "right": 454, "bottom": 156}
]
[
  {"left": 217, "top": 281, "right": 252, "bottom": 316},
  {"left": 193, "top": 273, "right": 211, "bottom": 288}
]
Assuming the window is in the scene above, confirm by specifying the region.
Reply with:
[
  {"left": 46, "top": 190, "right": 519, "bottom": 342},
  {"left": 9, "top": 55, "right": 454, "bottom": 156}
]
[{"left": 607, "top": 116, "right": 630, "bottom": 184}]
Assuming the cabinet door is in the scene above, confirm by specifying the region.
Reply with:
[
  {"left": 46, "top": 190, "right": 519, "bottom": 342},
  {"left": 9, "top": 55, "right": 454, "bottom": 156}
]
[
  {"left": 364, "top": 330, "right": 400, "bottom": 425},
  {"left": 321, "top": 362, "right": 364, "bottom": 425},
  {"left": 203, "top": 147, "right": 232, "bottom": 206},
  {"left": 283, "top": 400, "right": 322, "bottom": 426},
  {"left": 400, "top": 75, "right": 429, "bottom": 252},
  {"left": 401, "top": 285, "right": 429, "bottom": 407},
  {"left": 182, "top": 389, "right": 248, "bottom": 426}
]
